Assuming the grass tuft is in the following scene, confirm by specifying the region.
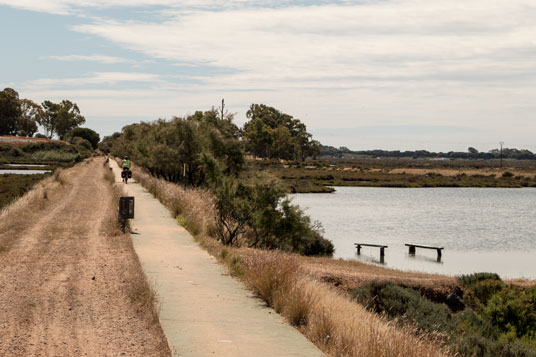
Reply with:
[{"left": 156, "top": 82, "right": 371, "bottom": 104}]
[{"left": 53, "top": 168, "right": 67, "bottom": 185}]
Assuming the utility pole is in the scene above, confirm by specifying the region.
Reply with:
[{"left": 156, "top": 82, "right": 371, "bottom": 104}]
[
  {"left": 220, "top": 98, "right": 225, "bottom": 121},
  {"left": 499, "top": 141, "right": 504, "bottom": 168}
]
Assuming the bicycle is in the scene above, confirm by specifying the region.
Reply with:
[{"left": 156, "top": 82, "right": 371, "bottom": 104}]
[{"left": 121, "top": 167, "right": 132, "bottom": 184}]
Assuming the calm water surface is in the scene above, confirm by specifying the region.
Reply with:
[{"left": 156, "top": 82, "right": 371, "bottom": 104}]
[
  {"left": 290, "top": 187, "right": 536, "bottom": 278},
  {"left": 0, "top": 169, "right": 51, "bottom": 175},
  {"left": 5, "top": 164, "right": 48, "bottom": 167}
]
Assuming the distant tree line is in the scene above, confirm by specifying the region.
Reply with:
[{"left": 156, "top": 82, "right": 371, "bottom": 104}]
[
  {"left": 0, "top": 87, "right": 86, "bottom": 140},
  {"left": 321, "top": 146, "right": 536, "bottom": 160},
  {"left": 101, "top": 107, "right": 334, "bottom": 256}
]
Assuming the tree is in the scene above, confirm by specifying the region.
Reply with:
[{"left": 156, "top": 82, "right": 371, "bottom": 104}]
[
  {"left": 67, "top": 127, "right": 100, "bottom": 149},
  {"left": 55, "top": 100, "right": 85, "bottom": 139},
  {"left": 0, "top": 88, "right": 21, "bottom": 135},
  {"left": 17, "top": 99, "right": 42, "bottom": 137},
  {"left": 41, "top": 101, "right": 59, "bottom": 138},
  {"left": 468, "top": 147, "right": 479, "bottom": 155},
  {"left": 243, "top": 104, "right": 319, "bottom": 161},
  {"left": 41, "top": 100, "right": 85, "bottom": 139}
]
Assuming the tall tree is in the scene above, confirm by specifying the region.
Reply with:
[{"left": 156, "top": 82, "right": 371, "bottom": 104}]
[
  {"left": 41, "top": 100, "right": 59, "bottom": 138},
  {"left": 41, "top": 100, "right": 85, "bottom": 139},
  {"left": 55, "top": 100, "right": 85, "bottom": 139},
  {"left": 0, "top": 88, "right": 22, "bottom": 135},
  {"left": 17, "top": 99, "right": 42, "bottom": 137}
]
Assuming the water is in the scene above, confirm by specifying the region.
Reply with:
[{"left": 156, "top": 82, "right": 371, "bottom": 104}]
[
  {"left": 0, "top": 169, "right": 51, "bottom": 175},
  {"left": 290, "top": 187, "right": 536, "bottom": 279},
  {"left": 5, "top": 164, "right": 48, "bottom": 167}
]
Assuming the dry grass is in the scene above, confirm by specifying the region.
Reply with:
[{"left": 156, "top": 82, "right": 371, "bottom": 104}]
[
  {"left": 103, "top": 165, "right": 116, "bottom": 185},
  {"left": 101, "top": 167, "right": 128, "bottom": 236},
  {"left": 133, "top": 167, "right": 217, "bottom": 238},
  {"left": 125, "top": 262, "right": 161, "bottom": 326},
  {"left": 240, "top": 250, "right": 447, "bottom": 356}
]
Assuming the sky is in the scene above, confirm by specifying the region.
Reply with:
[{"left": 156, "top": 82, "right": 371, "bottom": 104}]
[{"left": 1, "top": 0, "right": 535, "bottom": 152}]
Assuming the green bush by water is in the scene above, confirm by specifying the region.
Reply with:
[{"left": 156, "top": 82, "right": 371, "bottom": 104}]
[
  {"left": 352, "top": 281, "right": 452, "bottom": 334},
  {"left": 352, "top": 274, "right": 536, "bottom": 356}
]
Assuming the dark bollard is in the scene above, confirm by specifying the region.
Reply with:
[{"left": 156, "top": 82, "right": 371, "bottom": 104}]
[{"left": 118, "top": 196, "right": 135, "bottom": 233}]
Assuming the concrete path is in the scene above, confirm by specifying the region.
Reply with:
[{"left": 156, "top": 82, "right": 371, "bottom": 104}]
[{"left": 110, "top": 162, "right": 323, "bottom": 357}]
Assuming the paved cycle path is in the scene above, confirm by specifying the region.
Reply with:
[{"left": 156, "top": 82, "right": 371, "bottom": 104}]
[{"left": 111, "top": 161, "right": 323, "bottom": 356}]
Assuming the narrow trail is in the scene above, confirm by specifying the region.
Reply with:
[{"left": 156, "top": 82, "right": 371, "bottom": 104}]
[
  {"left": 111, "top": 161, "right": 323, "bottom": 356},
  {"left": 0, "top": 159, "right": 169, "bottom": 356}
]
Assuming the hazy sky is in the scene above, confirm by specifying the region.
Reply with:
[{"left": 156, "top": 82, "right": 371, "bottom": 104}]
[{"left": 1, "top": 0, "right": 535, "bottom": 152}]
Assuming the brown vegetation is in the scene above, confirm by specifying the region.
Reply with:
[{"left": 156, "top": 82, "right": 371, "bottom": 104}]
[{"left": 250, "top": 159, "right": 536, "bottom": 191}]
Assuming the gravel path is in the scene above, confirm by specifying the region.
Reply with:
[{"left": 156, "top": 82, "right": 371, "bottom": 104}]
[{"left": 0, "top": 159, "right": 170, "bottom": 356}]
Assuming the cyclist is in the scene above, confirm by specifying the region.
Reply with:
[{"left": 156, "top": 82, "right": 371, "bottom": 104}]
[{"left": 122, "top": 156, "right": 131, "bottom": 170}]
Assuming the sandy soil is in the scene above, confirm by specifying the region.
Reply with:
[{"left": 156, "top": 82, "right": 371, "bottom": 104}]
[{"left": 0, "top": 159, "right": 170, "bottom": 356}]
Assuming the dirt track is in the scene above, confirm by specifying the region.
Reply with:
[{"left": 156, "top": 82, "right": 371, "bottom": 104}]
[{"left": 0, "top": 159, "right": 170, "bottom": 356}]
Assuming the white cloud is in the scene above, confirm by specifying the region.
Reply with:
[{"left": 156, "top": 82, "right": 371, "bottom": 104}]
[
  {"left": 22, "top": 72, "right": 161, "bottom": 88},
  {"left": 0, "top": 0, "right": 312, "bottom": 15},
  {"left": 44, "top": 54, "right": 130, "bottom": 64},
  {"left": 70, "top": 1, "right": 536, "bottom": 89},
  {"left": 4, "top": 0, "right": 536, "bottom": 150}
]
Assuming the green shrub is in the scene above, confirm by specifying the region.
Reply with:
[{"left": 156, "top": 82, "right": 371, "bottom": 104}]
[
  {"left": 31, "top": 150, "right": 80, "bottom": 162},
  {"left": 466, "top": 279, "right": 505, "bottom": 308},
  {"left": 502, "top": 171, "right": 514, "bottom": 178},
  {"left": 214, "top": 175, "right": 334, "bottom": 256},
  {"left": 459, "top": 272, "right": 502, "bottom": 287},
  {"left": 484, "top": 287, "right": 536, "bottom": 340},
  {"left": 67, "top": 127, "right": 100, "bottom": 149},
  {"left": 352, "top": 281, "right": 452, "bottom": 333},
  {"left": 459, "top": 272, "right": 504, "bottom": 308},
  {"left": 8, "top": 147, "right": 23, "bottom": 157},
  {"left": 72, "top": 136, "right": 92, "bottom": 151},
  {"left": 456, "top": 331, "right": 536, "bottom": 357}
]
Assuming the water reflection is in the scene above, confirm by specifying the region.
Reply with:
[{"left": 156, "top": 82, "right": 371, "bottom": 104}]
[
  {"left": 406, "top": 253, "right": 444, "bottom": 264},
  {"left": 355, "top": 253, "right": 386, "bottom": 265}
]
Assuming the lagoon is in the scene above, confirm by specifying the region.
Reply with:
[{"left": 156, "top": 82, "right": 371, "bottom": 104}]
[{"left": 290, "top": 187, "right": 536, "bottom": 279}]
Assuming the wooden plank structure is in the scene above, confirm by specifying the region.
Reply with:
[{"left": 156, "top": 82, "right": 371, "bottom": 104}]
[
  {"left": 405, "top": 243, "right": 444, "bottom": 260},
  {"left": 354, "top": 243, "right": 388, "bottom": 258}
]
